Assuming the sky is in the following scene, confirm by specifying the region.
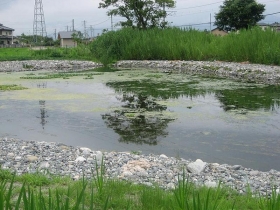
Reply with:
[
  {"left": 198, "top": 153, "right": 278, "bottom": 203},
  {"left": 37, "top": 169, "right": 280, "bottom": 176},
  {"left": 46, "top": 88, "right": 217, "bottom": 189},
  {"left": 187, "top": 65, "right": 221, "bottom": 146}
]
[{"left": 0, "top": 0, "right": 279, "bottom": 38}]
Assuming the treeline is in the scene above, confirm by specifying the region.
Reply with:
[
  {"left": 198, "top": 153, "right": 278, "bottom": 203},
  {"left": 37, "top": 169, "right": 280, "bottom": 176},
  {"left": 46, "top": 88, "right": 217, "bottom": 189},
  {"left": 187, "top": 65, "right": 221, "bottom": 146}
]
[{"left": 89, "top": 27, "right": 280, "bottom": 66}]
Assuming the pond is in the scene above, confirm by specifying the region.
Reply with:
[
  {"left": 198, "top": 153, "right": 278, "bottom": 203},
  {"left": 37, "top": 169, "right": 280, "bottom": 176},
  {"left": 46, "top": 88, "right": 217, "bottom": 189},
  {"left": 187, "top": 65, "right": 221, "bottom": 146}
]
[{"left": 0, "top": 69, "right": 280, "bottom": 171}]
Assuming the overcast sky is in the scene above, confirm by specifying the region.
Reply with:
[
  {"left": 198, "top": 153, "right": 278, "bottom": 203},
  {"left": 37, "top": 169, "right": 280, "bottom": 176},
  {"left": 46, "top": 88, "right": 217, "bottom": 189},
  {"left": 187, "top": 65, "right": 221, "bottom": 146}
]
[{"left": 0, "top": 0, "right": 279, "bottom": 37}]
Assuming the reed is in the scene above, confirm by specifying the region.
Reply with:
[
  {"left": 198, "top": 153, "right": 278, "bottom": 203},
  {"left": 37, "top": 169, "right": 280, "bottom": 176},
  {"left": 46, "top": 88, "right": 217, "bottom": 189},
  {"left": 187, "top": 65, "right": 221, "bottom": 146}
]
[{"left": 90, "top": 27, "right": 280, "bottom": 66}]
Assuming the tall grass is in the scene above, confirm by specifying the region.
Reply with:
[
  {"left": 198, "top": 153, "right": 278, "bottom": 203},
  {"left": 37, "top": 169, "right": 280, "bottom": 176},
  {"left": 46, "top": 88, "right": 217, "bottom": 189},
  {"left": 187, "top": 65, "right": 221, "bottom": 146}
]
[
  {"left": 90, "top": 27, "right": 280, "bottom": 65},
  {"left": 0, "top": 164, "right": 280, "bottom": 209}
]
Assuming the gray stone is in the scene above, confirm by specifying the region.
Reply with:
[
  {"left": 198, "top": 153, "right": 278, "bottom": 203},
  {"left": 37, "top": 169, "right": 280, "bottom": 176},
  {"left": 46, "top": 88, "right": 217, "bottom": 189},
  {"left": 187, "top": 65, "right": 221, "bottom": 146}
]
[
  {"left": 232, "top": 165, "right": 242, "bottom": 170},
  {"left": 187, "top": 159, "right": 207, "bottom": 174},
  {"left": 26, "top": 155, "right": 38, "bottom": 162}
]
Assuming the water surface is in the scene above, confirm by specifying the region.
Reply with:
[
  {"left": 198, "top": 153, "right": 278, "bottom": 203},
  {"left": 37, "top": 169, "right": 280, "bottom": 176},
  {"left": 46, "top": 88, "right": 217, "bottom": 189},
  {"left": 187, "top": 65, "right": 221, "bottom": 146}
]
[{"left": 0, "top": 69, "right": 279, "bottom": 171}]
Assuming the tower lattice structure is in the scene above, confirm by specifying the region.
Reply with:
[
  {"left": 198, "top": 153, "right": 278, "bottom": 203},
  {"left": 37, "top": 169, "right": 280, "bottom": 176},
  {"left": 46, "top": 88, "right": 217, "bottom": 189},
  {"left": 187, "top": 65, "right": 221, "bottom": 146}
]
[{"left": 33, "top": 0, "right": 47, "bottom": 43}]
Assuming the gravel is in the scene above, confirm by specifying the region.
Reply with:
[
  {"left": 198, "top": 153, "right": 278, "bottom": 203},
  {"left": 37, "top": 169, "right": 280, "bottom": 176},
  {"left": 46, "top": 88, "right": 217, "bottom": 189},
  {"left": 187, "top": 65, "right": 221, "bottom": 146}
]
[
  {"left": 0, "top": 138, "right": 279, "bottom": 196},
  {"left": 115, "top": 60, "right": 280, "bottom": 85}
]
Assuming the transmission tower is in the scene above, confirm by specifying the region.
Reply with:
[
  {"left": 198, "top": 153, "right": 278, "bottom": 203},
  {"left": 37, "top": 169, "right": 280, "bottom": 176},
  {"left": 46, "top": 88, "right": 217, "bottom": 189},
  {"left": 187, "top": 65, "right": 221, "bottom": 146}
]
[{"left": 33, "top": 0, "right": 47, "bottom": 43}]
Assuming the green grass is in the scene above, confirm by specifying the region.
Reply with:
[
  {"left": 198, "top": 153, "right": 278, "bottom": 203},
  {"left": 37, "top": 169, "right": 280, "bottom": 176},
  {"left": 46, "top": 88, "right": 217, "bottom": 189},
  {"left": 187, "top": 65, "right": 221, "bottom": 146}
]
[
  {"left": 0, "top": 45, "right": 94, "bottom": 61},
  {"left": 0, "top": 165, "right": 280, "bottom": 209},
  {"left": 0, "top": 48, "right": 33, "bottom": 61},
  {"left": 90, "top": 27, "right": 280, "bottom": 66}
]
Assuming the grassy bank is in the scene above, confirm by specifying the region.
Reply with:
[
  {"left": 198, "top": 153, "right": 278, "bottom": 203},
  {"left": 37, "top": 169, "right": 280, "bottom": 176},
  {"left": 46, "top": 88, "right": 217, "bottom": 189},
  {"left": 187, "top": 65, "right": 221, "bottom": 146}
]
[
  {"left": 0, "top": 166, "right": 279, "bottom": 209},
  {"left": 0, "top": 46, "right": 93, "bottom": 61},
  {"left": 90, "top": 27, "right": 280, "bottom": 66}
]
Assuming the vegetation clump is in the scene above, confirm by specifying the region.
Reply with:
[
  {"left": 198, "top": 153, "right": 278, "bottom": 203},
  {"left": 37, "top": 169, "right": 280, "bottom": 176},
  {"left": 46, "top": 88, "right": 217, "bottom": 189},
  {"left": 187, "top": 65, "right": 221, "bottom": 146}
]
[
  {"left": 0, "top": 84, "right": 27, "bottom": 91},
  {"left": 90, "top": 27, "right": 280, "bottom": 66}
]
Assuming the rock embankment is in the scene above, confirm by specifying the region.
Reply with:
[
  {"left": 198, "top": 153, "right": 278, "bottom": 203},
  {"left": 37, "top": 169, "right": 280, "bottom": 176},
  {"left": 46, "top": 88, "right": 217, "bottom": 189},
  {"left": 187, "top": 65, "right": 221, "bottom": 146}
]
[
  {"left": 0, "top": 60, "right": 99, "bottom": 72},
  {"left": 0, "top": 138, "right": 279, "bottom": 196},
  {"left": 116, "top": 60, "right": 280, "bottom": 85}
]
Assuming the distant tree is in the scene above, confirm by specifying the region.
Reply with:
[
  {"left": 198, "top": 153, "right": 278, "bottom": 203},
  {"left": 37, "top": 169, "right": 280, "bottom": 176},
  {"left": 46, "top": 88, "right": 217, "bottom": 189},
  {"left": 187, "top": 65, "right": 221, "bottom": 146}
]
[
  {"left": 98, "top": 0, "right": 175, "bottom": 29},
  {"left": 19, "top": 33, "right": 33, "bottom": 44},
  {"left": 214, "top": 0, "right": 265, "bottom": 31},
  {"left": 71, "top": 31, "right": 83, "bottom": 45}
]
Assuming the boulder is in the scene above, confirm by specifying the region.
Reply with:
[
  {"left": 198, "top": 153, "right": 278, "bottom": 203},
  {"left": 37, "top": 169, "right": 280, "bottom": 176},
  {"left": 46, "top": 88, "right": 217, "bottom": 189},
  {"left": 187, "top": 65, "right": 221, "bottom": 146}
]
[{"left": 187, "top": 159, "right": 207, "bottom": 174}]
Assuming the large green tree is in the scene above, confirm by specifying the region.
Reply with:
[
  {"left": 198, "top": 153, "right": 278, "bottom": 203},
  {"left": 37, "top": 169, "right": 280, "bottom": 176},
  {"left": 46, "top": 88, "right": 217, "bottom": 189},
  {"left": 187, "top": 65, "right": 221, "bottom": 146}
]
[
  {"left": 214, "top": 0, "right": 265, "bottom": 31},
  {"left": 98, "top": 0, "right": 175, "bottom": 29}
]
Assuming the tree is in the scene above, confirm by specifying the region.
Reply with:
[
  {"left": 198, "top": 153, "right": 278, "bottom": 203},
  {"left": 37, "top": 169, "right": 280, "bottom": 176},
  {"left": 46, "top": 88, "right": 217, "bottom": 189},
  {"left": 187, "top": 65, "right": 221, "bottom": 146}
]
[
  {"left": 98, "top": 0, "right": 175, "bottom": 29},
  {"left": 214, "top": 0, "right": 265, "bottom": 31},
  {"left": 71, "top": 31, "right": 83, "bottom": 45}
]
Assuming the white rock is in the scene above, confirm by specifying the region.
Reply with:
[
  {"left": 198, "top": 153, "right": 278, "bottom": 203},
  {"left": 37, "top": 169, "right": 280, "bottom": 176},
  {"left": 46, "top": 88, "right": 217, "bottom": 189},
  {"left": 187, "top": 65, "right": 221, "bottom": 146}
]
[
  {"left": 75, "top": 156, "right": 86, "bottom": 162},
  {"left": 26, "top": 155, "right": 38, "bottom": 162},
  {"left": 14, "top": 156, "right": 22, "bottom": 161},
  {"left": 187, "top": 159, "right": 207, "bottom": 174},
  {"left": 7, "top": 153, "right": 14, "bottom": 157},
  {"left": 159, "top": 154, "right": 168, "bottom": 159},
  {"left": 166, "top": 183, "right": 175, "bottom": 190},
  {"left": 123, "top": 171, "right": 133, "bottom": 177},
  {"left": 87, "top": 157, "right": 94, "bottom": 162},
  {"left": 80, "top": 147, "right": 91, "bottom": 153},
  {"left": 95, "top": 151, "right": 103, "bottom": 165},
  {"left": 39, "top": 161, "right": 50, "bottom": 169},
  {"left": 204, "top": 181, "right": 217, "bottom": 188}
]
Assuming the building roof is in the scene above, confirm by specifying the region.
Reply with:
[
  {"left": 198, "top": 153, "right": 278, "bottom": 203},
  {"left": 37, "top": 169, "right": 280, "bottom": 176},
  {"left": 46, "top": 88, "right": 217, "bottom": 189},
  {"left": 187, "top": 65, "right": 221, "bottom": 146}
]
[
  {"left": 257, "top": 22, "right": 270, "bottom": 26},
  {"left": 211, "top": 28, "right": 228, "bottom": 33},
  {"left": 0, "top": 23, "right": 14, "bottom": 31},
  {"left": 58, "top": 31, "right": 78, "bottom": 39}
]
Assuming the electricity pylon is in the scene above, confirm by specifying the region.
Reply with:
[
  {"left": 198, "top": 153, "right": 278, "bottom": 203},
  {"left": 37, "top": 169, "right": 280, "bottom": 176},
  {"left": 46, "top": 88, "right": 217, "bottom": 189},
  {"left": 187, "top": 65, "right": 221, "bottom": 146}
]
[{"left": 33, "top": 0, "right": 47, "bottom": 43}]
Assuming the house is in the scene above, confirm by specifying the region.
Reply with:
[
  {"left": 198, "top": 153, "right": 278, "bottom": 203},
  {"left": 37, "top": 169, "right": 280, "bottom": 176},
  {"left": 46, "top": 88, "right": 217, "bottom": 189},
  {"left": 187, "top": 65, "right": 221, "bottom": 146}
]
[
  {"left": 211, "top": 28, "right": 228, "bottom": 36},
  {"left": 58, "top": 31, "right": 78, "bottom": 47},
  {"left": 0, "top": 23, "right": 14, "bottom": 45},
  {"left": 270, "top": 22, "right": 280, "bottom": 32},
  {"left": 257, "top": 22, "right": 280, "bottom": 32}
]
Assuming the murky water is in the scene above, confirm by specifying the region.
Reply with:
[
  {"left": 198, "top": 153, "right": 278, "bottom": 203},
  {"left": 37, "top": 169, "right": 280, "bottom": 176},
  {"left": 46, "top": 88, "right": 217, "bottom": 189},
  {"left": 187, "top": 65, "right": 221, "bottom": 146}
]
[{"left": 1, "top": 69, "right": 280, "bottom": 171}]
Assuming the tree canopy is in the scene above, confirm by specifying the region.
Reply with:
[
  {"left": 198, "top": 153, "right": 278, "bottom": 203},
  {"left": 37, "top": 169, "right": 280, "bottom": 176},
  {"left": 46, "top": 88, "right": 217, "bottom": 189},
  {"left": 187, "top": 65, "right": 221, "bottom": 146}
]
[
  {"left": 214, "top": 0, "right": 265, "bottom": 31},
  {"left": 98, "top": 0, "right": 175, "bottom": 29}
]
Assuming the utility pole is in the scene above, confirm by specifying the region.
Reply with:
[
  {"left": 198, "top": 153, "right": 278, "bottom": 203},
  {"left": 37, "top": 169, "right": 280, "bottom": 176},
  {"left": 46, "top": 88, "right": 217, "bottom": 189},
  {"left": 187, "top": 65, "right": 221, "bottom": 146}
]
[
  {"left": 54, "top": 29, "right": 56, "bottom": 40},
  {"left": 111, "top": 14, "right": 113, "bottom": 31},
  {"left": 72, "top": 19, "right": 75, "bottom": 31},
  {"left": 90, "top": 25, "right": 93, "bottom": 38},
  {"left": 83, "top": 20, "right": 87, "bottom": 39},
  {"left": 210, "top": 13, "right": 212, "bottom": 33},
  {"left": 33, "top": 0, "right": 47, "bottom": 43},
  {"left": 163, "top": 3, "right": 166, "bottom": 24}
]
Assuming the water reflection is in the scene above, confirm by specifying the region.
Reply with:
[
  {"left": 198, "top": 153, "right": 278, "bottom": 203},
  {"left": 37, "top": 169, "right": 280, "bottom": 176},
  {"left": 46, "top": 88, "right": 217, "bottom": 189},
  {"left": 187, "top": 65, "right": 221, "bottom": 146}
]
[
  {"left": 106, "top": 79, "right": 208, "bottom": 99},
  {"left": 37, "top": 82, "right": 48, "bottom": 129},
  {"left": 37, "top": 100, "right": 48, "bottom": 129},
  {"left": 106, "top": 80, "right": 280, "bottom": 112},
  {"left": 216, "top": 86, "right": 280, "bottom": 112},
  {"left": 102, "top": 93, "right": 174, "bottom": 145}
]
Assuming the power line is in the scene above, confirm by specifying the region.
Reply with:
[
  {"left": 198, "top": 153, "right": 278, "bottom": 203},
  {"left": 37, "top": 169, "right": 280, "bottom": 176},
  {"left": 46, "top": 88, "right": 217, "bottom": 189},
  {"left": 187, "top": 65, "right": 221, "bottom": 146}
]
[
  {"left": 175, "top": 1, "right": 222, "bottom": 11},
  {"left": 264, "top": 11, "right": 280, "bottom": 16}
]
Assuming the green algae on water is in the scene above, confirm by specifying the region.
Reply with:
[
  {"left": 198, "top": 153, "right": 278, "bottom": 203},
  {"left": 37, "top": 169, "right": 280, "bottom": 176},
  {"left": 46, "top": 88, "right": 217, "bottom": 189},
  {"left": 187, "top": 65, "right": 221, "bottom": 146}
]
[{"left": 0, "top": 84, "right": 27, "bottom": 91}]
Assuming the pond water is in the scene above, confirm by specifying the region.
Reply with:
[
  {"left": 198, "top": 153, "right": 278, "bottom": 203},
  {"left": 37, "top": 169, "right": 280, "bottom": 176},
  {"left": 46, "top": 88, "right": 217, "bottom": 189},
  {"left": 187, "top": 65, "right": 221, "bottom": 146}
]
[{"left": 0, "top": 69, "right": 280, "bottom": 171}]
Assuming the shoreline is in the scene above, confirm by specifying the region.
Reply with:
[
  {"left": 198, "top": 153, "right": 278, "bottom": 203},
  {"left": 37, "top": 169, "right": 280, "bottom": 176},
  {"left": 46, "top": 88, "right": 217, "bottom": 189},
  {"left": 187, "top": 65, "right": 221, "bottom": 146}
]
[
  {"left": 1, "top": 60, "right": 280, "bottom": 196},
  {"left": 0, "top": 59, "right": 280, "bottom": 85},
  {"left": 0, "top": 137, "right": 279, "bottom": 196},
  {"left": 115, "top": 60, "right": 280, "bottom": 85}
]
